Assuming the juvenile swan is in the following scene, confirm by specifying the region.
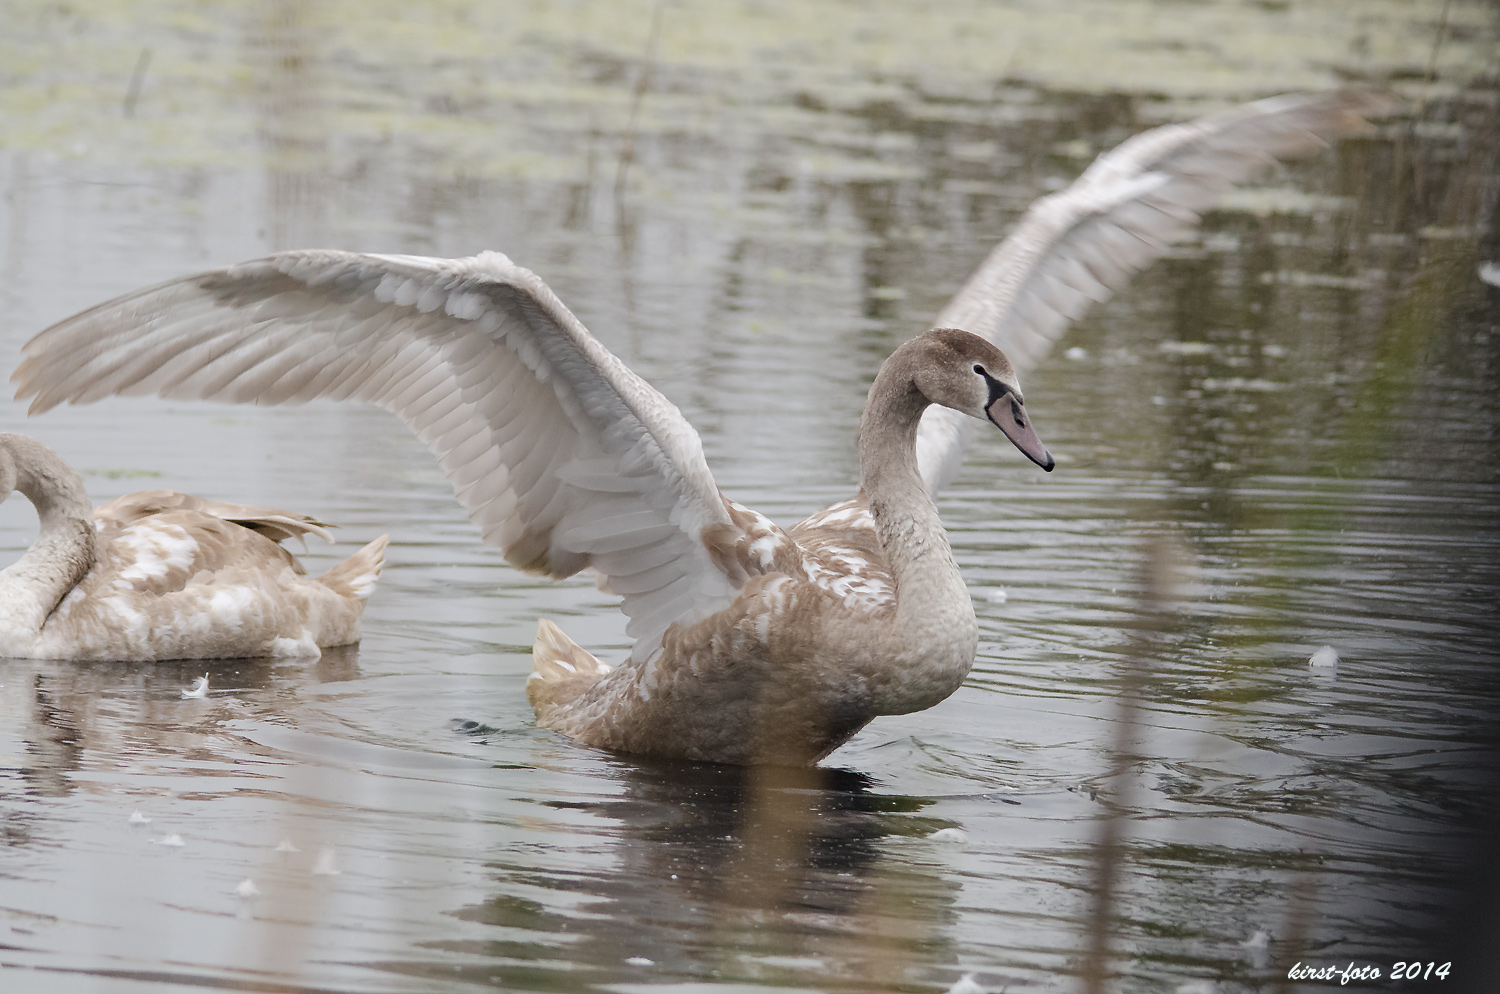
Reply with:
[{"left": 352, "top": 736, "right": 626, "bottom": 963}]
[
  {"left": 0, "top": 433, "right": 388, "bottom": 661},
  {"left": 12, "top": 91, "right": 1388, "bottom": 761}
]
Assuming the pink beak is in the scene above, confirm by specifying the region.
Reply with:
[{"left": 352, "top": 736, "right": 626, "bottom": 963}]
[{"left": 987, "top": 394, "right": 1054, "bottom": 471}]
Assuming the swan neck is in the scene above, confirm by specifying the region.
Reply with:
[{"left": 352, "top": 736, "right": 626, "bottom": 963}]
[
  {"left": 858, "top": 348, "right": 942, "bottom": 563},
  {"left": 856, "top": 351, "right": 977, "bottom": 712},
  {"left": 0, "top": 435, "right": 98, "bottom": 633}
]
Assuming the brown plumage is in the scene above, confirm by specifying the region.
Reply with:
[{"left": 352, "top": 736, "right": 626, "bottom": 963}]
[
  {"left": 527, "top": 329, "right": 1049, "bottom": 764},
  {"left": 0, "top": 434, "right": 387, "bottom": 661}
]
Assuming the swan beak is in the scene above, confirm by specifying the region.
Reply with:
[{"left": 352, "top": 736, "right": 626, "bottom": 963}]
[{"left": 987, "top": 395, "right": 1054, "bottom": 472}]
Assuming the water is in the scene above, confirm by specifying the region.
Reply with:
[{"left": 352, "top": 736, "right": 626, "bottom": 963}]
[{"left": 2, "top": 2, "right": 1498, "bottom": 991}]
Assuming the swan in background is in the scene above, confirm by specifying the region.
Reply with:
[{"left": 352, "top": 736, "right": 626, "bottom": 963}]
[
  {"left": 12, "top": 90, "right": 1390, "bottom": 762},
  {"left": 0, "top": 433, "right": 388, "bottom": 661}
]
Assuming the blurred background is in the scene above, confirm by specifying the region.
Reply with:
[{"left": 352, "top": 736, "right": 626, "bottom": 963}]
[{"left": 0, "top": 1, "right": 1497, "bottom": 992}]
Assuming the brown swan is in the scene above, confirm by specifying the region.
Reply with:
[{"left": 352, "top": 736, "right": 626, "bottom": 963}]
[
  {"left": 0, "top": 433, "right": 387, "bottom": 661},
  {"left": 11, "top": 90, "right": 1389, "bottom": 760}
]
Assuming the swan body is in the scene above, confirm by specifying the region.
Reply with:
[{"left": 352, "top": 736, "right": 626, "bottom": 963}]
[
  {"left": 530, "top": 328, "right": 1052, "bottom": 763},
  {"left": 11, "top": 90, "right": 1390, "bottom": 761},
  {"left": 0, "top": 434, "right": 388, "bottom": 661}
]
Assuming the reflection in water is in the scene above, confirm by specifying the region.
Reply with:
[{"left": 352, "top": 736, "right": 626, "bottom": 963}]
[
  {"left": 1, "top": 654, "right": 981, "bottom": 992},
  {"left": 2, "top": 650, "right": 364, "bottom": 802},
  {"left": 0, "top": 2, "right": 1497, "bottom": 991},
  {"left": 254, "top": 0, "right": 331, "bottom": 250},
  {"left": 441, "top": 763, "right": 957, "bottom": 989},
  {"left": 17, "top": 670, "right": 84, "bottom": 800}
]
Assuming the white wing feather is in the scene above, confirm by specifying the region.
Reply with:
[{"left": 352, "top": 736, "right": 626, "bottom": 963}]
[
  {"left": 917, "top": 89, "right": 1396, "bottom": 490},
  {"left": 15, "top": 250, "right": 738, "bottom": 660}
]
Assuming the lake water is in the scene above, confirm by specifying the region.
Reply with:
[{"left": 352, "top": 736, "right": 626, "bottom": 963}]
[{"left": 1, "top": 2, "right": 1498, "bottom": 992}]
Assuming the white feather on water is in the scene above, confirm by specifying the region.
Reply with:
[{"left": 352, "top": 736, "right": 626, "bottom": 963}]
[
  {"left": 313, "top": 846, "right": 341, "bottom": 876},
  {"left": 1175, "top": 982, "right": 1217, "bottom": 994},
  {"left": 945, "top": 974, "right": 990, "bottom": 994},
  {"left": 1308, "top": 646, "right": 1339, "bottom": 669},
  {"left": 1239, "top": 929, "right": 1271, "bottom": 968}
]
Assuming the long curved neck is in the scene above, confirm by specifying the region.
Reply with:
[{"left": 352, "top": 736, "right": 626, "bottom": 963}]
[
  {"left": 856, "top": 349, "right": 978, "bottom": 713},
  {"left": 0, "top": 434, "right": 98, "bottom": 637}
]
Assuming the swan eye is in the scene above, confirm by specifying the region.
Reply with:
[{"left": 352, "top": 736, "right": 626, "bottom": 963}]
[{"left": 972, "top": 364, "right": 985, "bottom": 375}]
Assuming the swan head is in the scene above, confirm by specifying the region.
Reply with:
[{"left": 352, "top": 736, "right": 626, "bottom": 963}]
[{"left": 911, "top": 328, "right": 1054, "bottom": 472}]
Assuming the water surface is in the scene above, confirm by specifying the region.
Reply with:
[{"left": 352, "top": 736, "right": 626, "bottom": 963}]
[{"left": 2, "top": 2, "right": 1498, "bottom": 992}]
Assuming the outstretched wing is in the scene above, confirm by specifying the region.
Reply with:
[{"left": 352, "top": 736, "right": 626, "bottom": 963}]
[
  {"left": 917, "top": 89, "right": 1397, "bottom": 490},
  {"left": 16, "top": 250, "right": 741, "bottom": 659}
]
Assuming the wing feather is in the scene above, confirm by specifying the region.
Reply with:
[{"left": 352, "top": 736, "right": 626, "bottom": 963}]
[
  {"left": 917, "top": 89, "right": 1397, "bottom": 490},
  {"left": 15, "top": 250, "right": 745, "bottom": 660}
]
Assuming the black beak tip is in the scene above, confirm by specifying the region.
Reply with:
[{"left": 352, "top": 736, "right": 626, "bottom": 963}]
[{"left": 1040, "top": 453, "right": 1055, "bottom": 472}]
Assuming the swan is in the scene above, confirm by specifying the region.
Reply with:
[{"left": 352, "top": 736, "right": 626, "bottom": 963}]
[
  {"left": 0, "top": 433, "right": 388, "bottom": 661},
  {"left": 11, "top": 90, "right": 1388, "bottom": 762}
]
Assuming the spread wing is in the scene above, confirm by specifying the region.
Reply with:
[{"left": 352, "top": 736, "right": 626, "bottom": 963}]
[
  {"left": 916, "top": 88, "right": 1398, "bottom": 490},
  {"left": 15, "top": 250, "right": 741, "bottom": 659}
]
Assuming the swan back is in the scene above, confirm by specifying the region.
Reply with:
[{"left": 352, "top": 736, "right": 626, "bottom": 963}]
[{"left": 94, "top": 490, "right": 335, "bottom": 545}]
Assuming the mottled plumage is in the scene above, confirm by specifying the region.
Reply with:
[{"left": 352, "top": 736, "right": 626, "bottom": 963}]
[
  {"left": 0, "top": 434, "right": 387, "bottom": 661},
  {"left": 11, "top": 90, "right": 1391, "bottom": 761}
]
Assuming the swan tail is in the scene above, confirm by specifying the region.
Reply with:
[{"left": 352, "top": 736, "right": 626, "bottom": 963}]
[
  {"left": 528, "top": 619, "right": 612, "bottom": 716},
  {"left": 318, "top": 534, "right": 389, "bottom": 600}
]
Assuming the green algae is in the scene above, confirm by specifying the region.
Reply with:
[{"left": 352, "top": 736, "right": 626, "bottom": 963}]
[{"left": 1, "top": 0, "right": 1493, "bottom": 181}]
